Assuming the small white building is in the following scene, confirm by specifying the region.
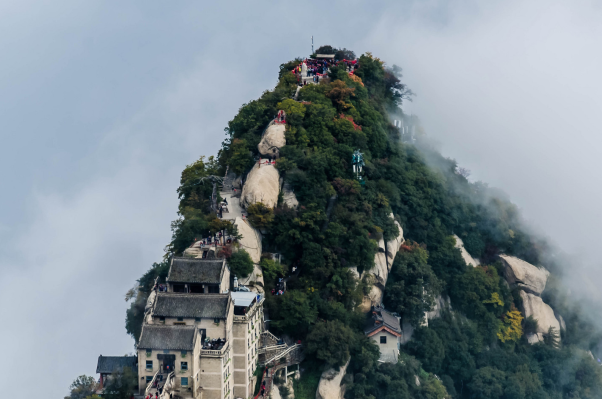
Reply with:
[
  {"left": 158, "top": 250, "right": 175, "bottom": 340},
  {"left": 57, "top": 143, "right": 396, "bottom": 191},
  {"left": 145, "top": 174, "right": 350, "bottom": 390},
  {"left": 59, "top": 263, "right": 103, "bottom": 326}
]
[{"left": 364, "top": 306, "right": 402, "bottom": 363}]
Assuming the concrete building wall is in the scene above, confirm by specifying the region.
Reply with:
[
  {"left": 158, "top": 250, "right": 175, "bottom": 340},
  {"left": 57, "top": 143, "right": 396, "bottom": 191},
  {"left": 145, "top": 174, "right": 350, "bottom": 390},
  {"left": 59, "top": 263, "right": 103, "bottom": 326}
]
[
  {"left": 231, "top": 298, "right": 264, "bottom": 399},
  {"left": 137, "top": 348, "right": 194, "bottom": 395},
  {"left": 221, "top": 266, "right": 231, "bottom": 293},
  {"left": 370, "top": 331, "right": 399, "bottom": 357}
]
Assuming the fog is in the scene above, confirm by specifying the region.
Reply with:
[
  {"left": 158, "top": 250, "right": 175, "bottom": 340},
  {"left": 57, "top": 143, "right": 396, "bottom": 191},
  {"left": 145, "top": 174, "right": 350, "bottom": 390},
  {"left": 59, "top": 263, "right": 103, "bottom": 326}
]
[{"left": 1, "top": 1, "right": 601, "bottom": 397}]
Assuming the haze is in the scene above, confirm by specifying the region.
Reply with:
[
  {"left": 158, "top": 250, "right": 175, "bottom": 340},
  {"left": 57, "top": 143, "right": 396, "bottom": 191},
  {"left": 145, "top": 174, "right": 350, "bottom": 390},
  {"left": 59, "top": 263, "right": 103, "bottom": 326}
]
[{"left": 1, "top": 1, "right": 600, "bottom": 397}]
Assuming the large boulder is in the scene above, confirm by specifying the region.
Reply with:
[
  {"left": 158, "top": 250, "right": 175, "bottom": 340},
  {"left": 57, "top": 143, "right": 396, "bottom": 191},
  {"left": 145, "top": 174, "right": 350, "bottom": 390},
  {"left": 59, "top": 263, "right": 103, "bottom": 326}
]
[
  {"left": 453, "top": 235, "right": 479, "bottom": 267},
  {"left": 316, "top": 359, "right": 349, "bottom": 399},
  {"left": 258, "top": 123, "right": 286, "bottom": 157},
  {"left": 520, "top": 290, "right": 561, "bottom": 338},
  {"left": 241, "top": 161, "right": 280, "bottom": 209},
  {"left": 500, "top": 255, "right": 549, "bottom": 296}
]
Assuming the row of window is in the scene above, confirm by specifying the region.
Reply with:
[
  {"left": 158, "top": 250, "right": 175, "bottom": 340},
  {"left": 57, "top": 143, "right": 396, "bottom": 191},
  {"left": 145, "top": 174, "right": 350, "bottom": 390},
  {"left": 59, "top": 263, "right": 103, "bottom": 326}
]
[
  {"left": 157, "top": 316, "right": 221, "bottom": 323},
  {"left": 146, "top": 375, "right": 189, "bottom": 387},
  {"left": 145, "top": 360, "right": 188, "bottom": 371}
]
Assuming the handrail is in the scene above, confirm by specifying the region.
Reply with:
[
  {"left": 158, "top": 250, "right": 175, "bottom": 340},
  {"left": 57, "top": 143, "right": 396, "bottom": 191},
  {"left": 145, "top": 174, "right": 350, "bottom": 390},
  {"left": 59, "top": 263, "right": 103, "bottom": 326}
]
[
  {"left": 145, "top": 370, "right": 160, "bottom": 395},
  {"left": 261, "top": 331, "right": 280, "bottom": 342},
  {"left": 257, "top": 344, "right": 287, "bottom": 354},
  {"left": 263, "top": 344, "right": 301, "bottom": 365}
]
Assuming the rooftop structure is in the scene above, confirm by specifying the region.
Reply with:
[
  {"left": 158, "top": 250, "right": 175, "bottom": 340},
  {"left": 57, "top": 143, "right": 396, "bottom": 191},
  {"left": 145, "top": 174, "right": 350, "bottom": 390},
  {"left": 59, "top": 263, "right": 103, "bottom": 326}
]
[
  {"left": 96, "top": 355, "right": 138, "bottom": 374},
  {"left": 153, "top": 293, "right": 230, "bottom": 319},
  {"left": 138, "top": 324, "right": 197, "bottom": 351},
  {"left": 167, "top": 258, "right": 226, "bottom": 284},
  {"left": 96, "top": 355, "right": 138, "bottom": 390},
  {"left": 166, "top": 257, "right": 230, "bottom": 294}
]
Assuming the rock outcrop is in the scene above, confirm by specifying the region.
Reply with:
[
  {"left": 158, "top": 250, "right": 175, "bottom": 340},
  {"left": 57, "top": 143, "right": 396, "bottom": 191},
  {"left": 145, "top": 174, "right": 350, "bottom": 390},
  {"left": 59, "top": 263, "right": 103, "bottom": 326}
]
[
  {"left": 282, "top": 182, "right": 299, "bottom": 209},
  {"left": 258, "top": 123, "right": 286, "bottom": 157},
  {"left": 233, "top": 217, "right": 264, "bottom": 291},
  {"left": 453, "top": 234, "right": 479, "bottom": 267},
  {"left": 499, "top": 255, "right": 560, "bottom": 345},
  {"left": 425, "top": 295, "right": 451, "bottom": 323},
  {"left": 500, "top": 255, "right": 549, "bottom": 296},
  {"left": 241, "top": 161, "right": 280, "bottom": 209},
  {"left": 363, "top": 219, "right": 405, "bottom": 308},
  {"left": 520, "top": 290, "right": 560, "bottom": 336},
  {"left": 316, "top": 359, "right": 349, "bottom": 399}
]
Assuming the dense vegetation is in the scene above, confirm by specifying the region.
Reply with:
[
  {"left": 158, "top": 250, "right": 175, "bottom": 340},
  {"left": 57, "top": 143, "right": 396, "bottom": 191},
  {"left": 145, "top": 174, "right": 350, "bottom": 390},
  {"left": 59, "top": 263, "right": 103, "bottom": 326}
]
[{"left": 119, "top": 47, "right": 602, "bottom": 399}]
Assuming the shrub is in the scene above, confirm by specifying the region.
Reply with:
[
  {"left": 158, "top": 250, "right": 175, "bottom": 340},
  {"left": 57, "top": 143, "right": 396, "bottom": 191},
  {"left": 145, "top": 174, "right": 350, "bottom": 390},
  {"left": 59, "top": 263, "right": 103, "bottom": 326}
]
[{"left": 228, "top": 249, "right": 254, "bottom": 278}]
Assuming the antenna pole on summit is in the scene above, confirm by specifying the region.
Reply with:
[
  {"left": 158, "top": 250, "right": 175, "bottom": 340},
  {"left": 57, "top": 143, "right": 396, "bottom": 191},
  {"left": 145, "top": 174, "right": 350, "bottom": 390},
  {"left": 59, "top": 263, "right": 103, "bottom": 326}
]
[{"left": 312, "top": 36, "right": 314, "bottom": 54}]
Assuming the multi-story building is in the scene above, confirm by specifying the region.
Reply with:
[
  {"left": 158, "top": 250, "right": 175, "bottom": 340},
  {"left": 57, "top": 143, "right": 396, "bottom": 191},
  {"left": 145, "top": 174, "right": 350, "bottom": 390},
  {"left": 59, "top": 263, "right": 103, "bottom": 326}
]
[
  {"left": 231, "top": 291, "right": 264, "bottom": 399},
  {"left": 137, "top": 256, "right": 262, "bottom": 399}
]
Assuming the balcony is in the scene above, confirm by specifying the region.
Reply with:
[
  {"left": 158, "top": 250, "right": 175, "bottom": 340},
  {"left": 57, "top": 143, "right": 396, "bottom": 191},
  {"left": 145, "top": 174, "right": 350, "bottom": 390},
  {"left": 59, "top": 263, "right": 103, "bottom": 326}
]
[
  {"left": 200, "top": 340, "right": 229, "bottom": 357},
  {"left": 233, "top": 295, "right": 264, "bottom": 322}
]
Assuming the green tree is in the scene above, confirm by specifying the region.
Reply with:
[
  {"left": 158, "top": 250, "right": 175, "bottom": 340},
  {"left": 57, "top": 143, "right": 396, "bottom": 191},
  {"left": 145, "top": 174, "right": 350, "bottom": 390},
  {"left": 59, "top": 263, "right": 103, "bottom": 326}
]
[
  {"left": 228, "top": 249, "right": 254, "bottom": 278},
  {"left": 102, "top": 367, "right": 137, "bottom": 399},
  {"left": 246, "top": 202, "right": 275, "bottom": 229},
  {"left": 65, "top": 375, "right": 97, "bottom": 399},
  {"left": 259, "top": 257, "right": 284, "bottom": 282},
  {"left": 468, "top": 367, "right": 506, "bottom": 399},
  {"left": 384, "top": 244, "right": 442, "bottom": 326},
  {"left": 407, "top": 327, "right": 446, "bottom": 374},
  {"left": 271, "top": 290, "right": 318, "bottom": 337},
  {"left": 306, "top": 320, "right": 356, "bottom": 368}
]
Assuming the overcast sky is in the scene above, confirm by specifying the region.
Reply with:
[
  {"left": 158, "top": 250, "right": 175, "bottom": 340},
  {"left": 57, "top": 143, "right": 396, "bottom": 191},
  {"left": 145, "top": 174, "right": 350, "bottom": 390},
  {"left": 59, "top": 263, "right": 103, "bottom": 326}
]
[{"left": 2, "top": 1, "right": 602, "bottom": 397}]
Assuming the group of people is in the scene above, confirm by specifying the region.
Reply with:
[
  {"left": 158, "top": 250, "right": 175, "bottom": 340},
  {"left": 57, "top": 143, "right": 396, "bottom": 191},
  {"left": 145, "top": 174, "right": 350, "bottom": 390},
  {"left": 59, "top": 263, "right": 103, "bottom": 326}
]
[
  {"left": 196, "top": 231, "right": 231, "bottom": 247},
  {"left": 271, "top": 277, "right": 285, "bottom": 296},
  {"left": 203, "top": 337, "right": 227, "bottom": 350}
]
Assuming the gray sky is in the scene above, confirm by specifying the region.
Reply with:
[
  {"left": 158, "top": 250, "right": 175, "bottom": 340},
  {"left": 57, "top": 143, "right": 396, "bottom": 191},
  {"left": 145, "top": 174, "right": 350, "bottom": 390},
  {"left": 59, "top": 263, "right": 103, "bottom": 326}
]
[{"left": 2, "top": 1, "right": 601, "bottom": 397}]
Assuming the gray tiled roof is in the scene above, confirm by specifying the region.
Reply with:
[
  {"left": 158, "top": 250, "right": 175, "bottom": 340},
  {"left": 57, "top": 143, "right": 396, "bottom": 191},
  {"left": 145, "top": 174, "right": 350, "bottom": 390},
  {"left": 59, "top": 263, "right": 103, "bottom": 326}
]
[
  {"left": 153, "top": 293, "right": 230, "bottom": 319},
  {"left": 138, "top": 325, "right": 196, "bottom": 350},
  {"left": 364, "top": 306, "right": 402, "bottom": 335},
  {"left": 167, "top": 257, "right": 226, "bottom": 284},
  {"left": 96, "top": 355, "right": 137, "bottom": 374}
]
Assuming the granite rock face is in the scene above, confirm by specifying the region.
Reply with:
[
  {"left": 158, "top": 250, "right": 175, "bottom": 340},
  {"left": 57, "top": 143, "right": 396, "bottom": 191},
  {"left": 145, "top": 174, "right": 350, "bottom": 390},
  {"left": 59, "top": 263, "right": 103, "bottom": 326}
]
[
  {"left": 258, "top": 123, "right": 286, "bottom": 157},
  {"left": 520, "top": 290, "right": 561, "bottom": 338},
  {"left": 316, "top": 359, "right": 349, "bottom": 399},
  {"left": 500, "top": 255, "right": 549, "bottom": 296},
  {"left": 282, "top": 182, "right": 299, "bottom": 209},
  {"left": 453, "top": 234, "right": 479, "bottom": 267},
  {"left": 363, "top": 218, "right": 405, "bottom": 308},
  {"left": 241, "top": 162, "right": 280, "bottom": 209}
]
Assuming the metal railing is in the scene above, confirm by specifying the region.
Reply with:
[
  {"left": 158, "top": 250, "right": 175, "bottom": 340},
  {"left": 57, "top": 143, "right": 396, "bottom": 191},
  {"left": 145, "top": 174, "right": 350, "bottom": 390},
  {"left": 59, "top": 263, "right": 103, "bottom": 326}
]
[{"left": 263, "top": 344, "right": 302, "bottom": 366}]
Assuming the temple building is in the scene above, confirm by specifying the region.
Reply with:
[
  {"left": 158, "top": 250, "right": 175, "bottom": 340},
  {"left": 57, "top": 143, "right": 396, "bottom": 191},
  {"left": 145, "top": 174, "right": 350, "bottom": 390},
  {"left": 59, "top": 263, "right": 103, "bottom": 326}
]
[{"left": 364, "top": 306, "right": 402, "bottom": 363}]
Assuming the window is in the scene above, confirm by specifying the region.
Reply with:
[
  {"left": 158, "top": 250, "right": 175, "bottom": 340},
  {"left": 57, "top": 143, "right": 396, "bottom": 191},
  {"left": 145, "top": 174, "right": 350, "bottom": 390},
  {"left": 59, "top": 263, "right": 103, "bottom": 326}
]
[
  {"left": 159, "top": 316, "right": 165, "bottom": 322},
  {"left": 195, "top": 317, "right": 201, "bottom": 322},
  {"left": 214, "top": 318, "right": 220, "bottom": 324},
  {"left": 177, "top": 317, "right": 184, "bottom": 322},
  {"left": 181, "top": 361, "right": 188, "bottom": 371},
  {"left": 181, "top": 377, "right": 188, "bottom": 387},
  {"left": 146, "top": 376, "right": 153, "bottom": 382},
  {"left": 146, "top": 360, "right": 153, "bottom": 369},
  {"left": 380, "top": 336, "right": 387, "bottom": 344},
  {"left": 181, "top": 350, "right": 187, "bottom": 357}
]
